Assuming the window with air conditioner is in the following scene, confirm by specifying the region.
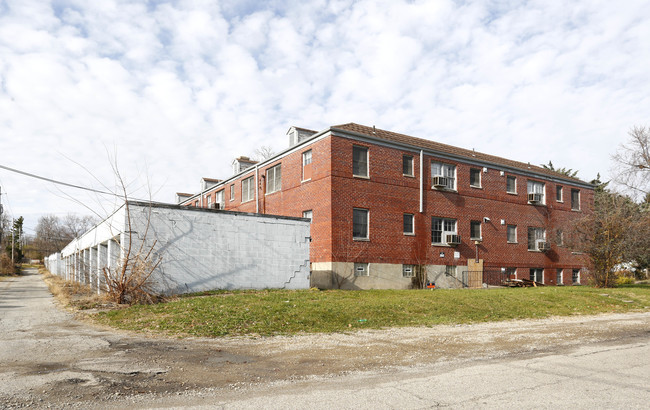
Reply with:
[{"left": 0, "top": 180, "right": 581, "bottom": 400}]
[
  {"left": 353, "top": 146, "right": 369, "bottom": 178},
  {"left": 527, "top": 180, "right": 545, "bottom": 204},
  {"left": 403, "top": 155, "right": 414, "bottom": 177},
  {"left": 432, "top": 217, "right": 457, "bottom": 245},
  {"left": 353, "top": 208, "right": 369, "bottom": 240},
  {"left": 431, "top": 162, "right": 456, "bottom": 190},
  {"left": 266, "top": 164, "right": 282, "bottom": 194},
  {"left": 527, "top": 227, "right": 546, "bottom": 251}
]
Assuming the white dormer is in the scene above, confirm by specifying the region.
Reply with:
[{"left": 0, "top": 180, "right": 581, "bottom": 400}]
[
  {"left": 232, "top": 156, "right": 258, "bottom": 175},
  {"left": 287, "top": 126, "right": 317, "bottom": 147}
]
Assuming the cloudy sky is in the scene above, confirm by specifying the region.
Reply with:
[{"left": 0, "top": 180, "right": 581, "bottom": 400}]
[{"left": 1, "top": 0, "right": 649, "bottom": 235}]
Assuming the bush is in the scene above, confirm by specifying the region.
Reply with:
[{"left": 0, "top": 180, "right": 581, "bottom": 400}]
[
  {"left": 0, "top": 254, "right": 17, "bottom": 275},
  {"left": 616, "top": 276, "right": 635, "bottom": 286}
]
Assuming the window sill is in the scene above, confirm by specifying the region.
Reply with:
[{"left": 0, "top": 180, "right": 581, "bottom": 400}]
[
  {"left": 241, "top": 199, "right": 254, "bottom": 204},
  {"left": 353, "top": 238, "right": 370, "bottom": 242},
  {"left": 527, "top": 249, "right": 544, "bottom": 253},
  {"left": 571, "top": 208, "right": 581, "bottom": 212},
  {"left": 353, "top": 175, "right": 370, "bottom": 179},
  {"left": 507, "top": 241, "right": 518, "bottom": 244},
  {"left": 557, "top": 200, "right": 564, "bottom": 203},
  {"left": 506, "top": 191, "right": 517, "bottom": 195},
  {"left": 528, "top": 202, "right": 546, "bottom": 206},
  {"left": 403, "top": 232, "right": 415, "bottom": 236},
  {"left": 403, "top": 174, "right": 415, "bottom": 178},
  {"left": 301, "top": 178, "right": 312, "bottom": 183},
  {"left": 265, "top": 190, "right": 281, "bottom": 196},
  {"left": 432, "top": 187, "right": 457, "bottom": 193},
  {"left": 470, "top": 185, "right": 482, "bottom": 189},
  {"left": 470, "top": 237, "right": 482, "bottom": 242},
  {"left": 432, "top": 243, "right": 454, "bottom": 247}
]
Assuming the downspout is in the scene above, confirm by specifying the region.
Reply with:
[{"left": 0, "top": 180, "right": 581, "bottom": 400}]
[
  {"left": 419, "top": 150, "right": 424, "bottom": 213},
  {"left": 255, "top": 164, "right": 259, "bottom": 213}
]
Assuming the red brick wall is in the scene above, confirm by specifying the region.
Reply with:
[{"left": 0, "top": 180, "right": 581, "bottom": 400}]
[{"left": 328, "top": 136, "right": 592, "bottom": 284}]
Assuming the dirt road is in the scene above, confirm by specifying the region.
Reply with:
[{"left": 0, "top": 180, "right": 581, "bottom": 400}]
[{"left": 1, "top": 269, "right": 649, "bottom": 409}]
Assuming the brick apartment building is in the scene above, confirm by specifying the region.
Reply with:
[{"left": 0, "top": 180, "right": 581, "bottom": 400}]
[{"left": 178, "top": 123, "right": 593, "bottom": 289}]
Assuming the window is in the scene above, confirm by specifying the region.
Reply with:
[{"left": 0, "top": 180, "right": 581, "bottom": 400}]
[
  {"left": 571, "top": 189, "right": 580, "bottom": 210},
  {"left": 507, "top": 225, "right": 517, "bottom": 243},
  {"left": 353, "top": 208, "right": 369, "bottom": 239},
  {"left": 431, "top": 162, "right": 456, "bottom": 190},
  {"left": 572, "top": 269, "right": 580, "bottom": 284},
  {"left": 403, "top": 155, "right": 414, "bottom": 176},
  {"left": 353, "top": 146, "right": 368, "bottom": 177},
  {"left": 556, "top": 269, "right": 563, "bottom": 285},
  {"left": 470, "top": 168, "right": 481, "bottom": 188},
  {"left": 230, "top": 184, "right": 235, "bottom": 201},
  {"left": 354, "top": 262, "right": 369, "bottom": 277},
  {"left": 402, "top": 264, "right": 415, "bottom": 278},
  {"left": 215, "top": 190, "right": 224, "bottom": 209},
  {"left": 556, "top": 185, "right": 563, "bottom": 202},
  {"left": 195, "top": 201, "right": 199, "bottom": 207},
  {"left": 403, "top": 213, "right": 414, "bottom": 235},
  {"left": 445, "top": 265, "right": 456, "bottom": 276},
  {"left": 527, "top": 180, "right": 545, "bottom": 204},
  {"left": 206, "top": 196, "right": 211, "bottom": 208},
  {"left": 556, "top": 229, "right": 564, "bottom": 246},
  {"left": 302, "top": 150, "right": 312, "bottom": 181},
  {"left": 470, "top": 220, "right": 482, "bottom": 240},
  {"left": 302, "top": 210, "right": 313, "bottom": 222},
  {"left": 527, "top": 227, "right": 546, "bottom": 251},
  {"left": 242, "top": 176, "right": 255, "bottom": 202},
  {"left": 505, "top": 267, "right": 517, "bottom": 279},
  {"left": 530, "top": 268, "right": 544, "bottom": 283},
  {"left": 506, "top": 175, "right": 517, "bottom": 194},
  {"left": 431, "top": 217, "right": 457, "bottom": 244},
  {"left": 266, "top": 164, "right": 282, "bottom": 193}
]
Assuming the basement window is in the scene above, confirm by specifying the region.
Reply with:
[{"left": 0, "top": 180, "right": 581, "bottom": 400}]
[
  {"left": 402, "top": 264, "right": 415, "bottom": 278},
  {"left": 354, "top": 262, "right": 369, "bottom": 277}
]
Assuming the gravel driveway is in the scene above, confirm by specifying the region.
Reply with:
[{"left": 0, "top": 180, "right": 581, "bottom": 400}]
[{"left": 1, "top": 268, "right": 649, "bottom": 409}]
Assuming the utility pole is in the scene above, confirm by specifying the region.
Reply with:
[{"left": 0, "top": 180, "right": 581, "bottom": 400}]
[
  {"left": 0, "top": 185, "right": 3, "bottom": 245},
  {"left": 11, "top": 220, "right": 14, "bottom": 265}
]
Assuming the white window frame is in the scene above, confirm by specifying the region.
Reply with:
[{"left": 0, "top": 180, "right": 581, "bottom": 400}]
[
  {"left": 403, "top": 213, "right": 415, "bottom": 235},
  {"left": 527, "top": 180, "right": 546, "bottom": 204},
  {"left": 215, "top": 190, "right": 225, "bottom": 209},
  {"left": 505, "top": 267, "right": 517, "bottom": 279},
  {"left": 302, "top": 210, "right": 313, "bottom": 222},
  {"left": 353, "top": 146, "right": 369, "bottom": 178},
  {"left": 470, "top": 220, "right": 482, "bottom": 240},
  {"left": 353, "top": 208, "right": 369, "bottom": 240},
  {"left": 206, "top": 195, "right": 211, "bottom": 208},
  {"left": 354, "top": 262, "right": 369, "bottom": 277},
  {"left": 403, "top": 155, "right": 414, "bottom": 177},
  {"left": 266, "top": 164, "right": 282, "bottom": 194},
  {"left": 402, "top": 264, "right": 415, "bottom": 278},
  {"left": 302, "top": 150, "right": 312, "bottom": 181},
  {"left": 506, "top": 175, "right": 517, "bottom": 194},
  {"left": 242, "top": 176, "right": 255, "bottom": 203},
  {"left": 572, "top": 269, "right": 580, "bottom": 284},
  {"left": 507, "top": 225, "right": 517, "bottom": 243},
  {"left": 556, "top": 269, "right": 563, "bottom": 285},
  {"left": 431, "top": 217, "right": 457, "bottom": 245},
  {"left": 431, "top": 161, "right": 456, "bottom": 190},
  {"left": 530, "top": 268, "right": 544, "bottom": 283},
  {"left": 230, "top": 184, "right": 235, "bottom": 201},
  {"left": 470, "top": 168, "right": 481, "bottom": 188},
  {"left": 556, "top": 185, "right": 563, "bottom": 202}
]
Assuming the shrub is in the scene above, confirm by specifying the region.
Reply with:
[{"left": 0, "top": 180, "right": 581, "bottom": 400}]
[
  {"left": 0, "top": 254, "right": 17, "bottom": 275},
  {"left": 616, "top": 275, "right": 635, "bottom": 286}
]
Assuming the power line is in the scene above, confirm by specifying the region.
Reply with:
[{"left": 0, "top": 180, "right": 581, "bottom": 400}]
[{"left": 0, "top": 164, "right": 116, "bottom": 196}]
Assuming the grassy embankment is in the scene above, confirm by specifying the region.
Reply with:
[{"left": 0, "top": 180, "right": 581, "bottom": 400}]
[{"left": 93, "top": 284, "right": 650, "bottom": 338}]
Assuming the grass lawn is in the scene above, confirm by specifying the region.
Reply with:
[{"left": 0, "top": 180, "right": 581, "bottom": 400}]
[{"left": 93, "top": 284, "right": 650, "bottom": 338}]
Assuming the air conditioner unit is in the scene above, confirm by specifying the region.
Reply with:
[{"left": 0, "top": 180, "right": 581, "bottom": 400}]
[
  {"left": 211, "top": 203, "right": 221, "bottom": 210},
  {"left": 432, "top": 176, "right": 448, "bottom": 188},
  {"left": 536, "top": 240, "right": 550, "bottom": 252},
  {"left": 446, "top": 234, "right": 461, "bottom": 246},
  {"left": 528, "top": 193, "right": 542, "bottom": 203}
]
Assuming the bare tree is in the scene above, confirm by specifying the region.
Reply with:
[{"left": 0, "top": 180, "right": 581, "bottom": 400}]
[
  {"left": 253, "top": 145, "right": 276, "bottom": 161},
  {"left": 62, "top": 214, "right": 96, "bottom": 237},
  {"left": 612, "top": 126, "right": 650, "bottom": 198}
]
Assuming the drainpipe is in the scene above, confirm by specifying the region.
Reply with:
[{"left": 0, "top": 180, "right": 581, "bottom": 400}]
[
  {"left": 419, "top": 150, "right": 424, "bottom": 213},
  {"left": 255, "top": 164, "right": 259, "bottom": 213}
]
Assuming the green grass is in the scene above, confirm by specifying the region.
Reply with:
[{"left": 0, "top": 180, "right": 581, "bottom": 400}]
[{"left": 93, "top": 286, "right": 650, "bottom": 338}]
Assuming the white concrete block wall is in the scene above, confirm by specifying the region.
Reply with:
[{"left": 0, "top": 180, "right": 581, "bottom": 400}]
[{"left": 46, "top": 202, "right": 311, "bottom": 294}]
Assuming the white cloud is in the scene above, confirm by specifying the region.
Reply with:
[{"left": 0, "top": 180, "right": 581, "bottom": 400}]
[{"left": 1, "top": 0, "right": 650, "bottom": 234}]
